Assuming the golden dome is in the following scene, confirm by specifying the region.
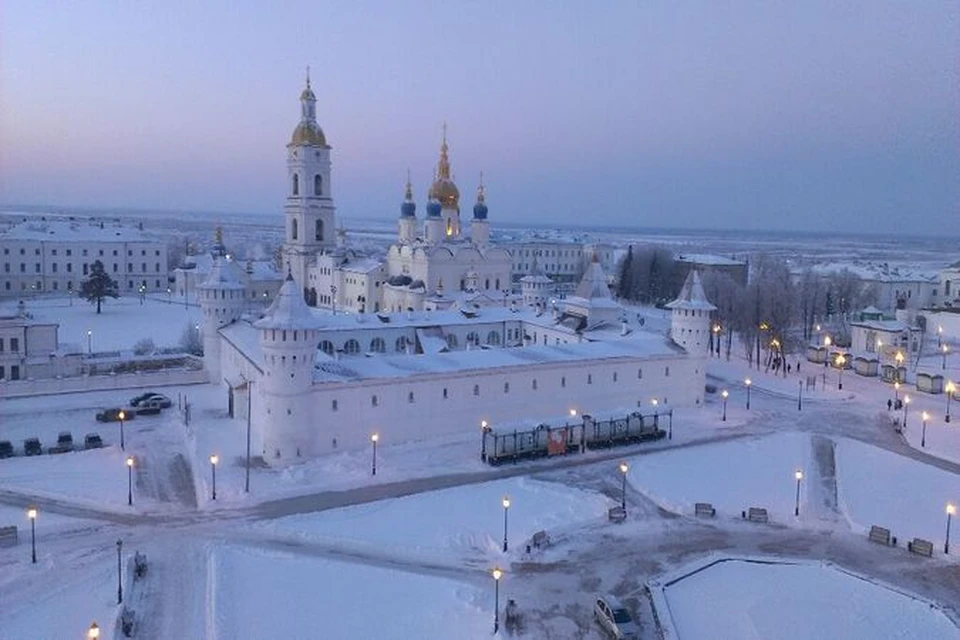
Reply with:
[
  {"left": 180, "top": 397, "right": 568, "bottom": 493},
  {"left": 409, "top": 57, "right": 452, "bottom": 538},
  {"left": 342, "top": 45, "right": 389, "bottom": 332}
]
[
  {"left": 289, "top": 121, "right": 327, "bottom": 147},
  {"left": 429, "top": 178, "right": 459, "bottom": 208}
]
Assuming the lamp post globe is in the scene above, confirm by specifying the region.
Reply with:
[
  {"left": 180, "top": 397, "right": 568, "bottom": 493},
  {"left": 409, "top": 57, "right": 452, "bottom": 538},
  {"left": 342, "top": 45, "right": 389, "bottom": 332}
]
[{"left": 88, "top": 622, "right": 100, "bottom": 639}]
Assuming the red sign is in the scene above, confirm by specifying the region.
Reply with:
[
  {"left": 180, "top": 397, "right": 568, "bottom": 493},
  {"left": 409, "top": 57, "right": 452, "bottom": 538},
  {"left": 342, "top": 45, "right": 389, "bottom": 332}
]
[{"left": 547, "top": 428, "right": 567, "bottom": 456}]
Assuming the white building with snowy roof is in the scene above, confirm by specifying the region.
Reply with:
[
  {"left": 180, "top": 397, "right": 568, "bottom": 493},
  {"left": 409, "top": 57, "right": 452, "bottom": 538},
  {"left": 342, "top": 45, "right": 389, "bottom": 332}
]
[
  {"left": 203, "top": 250, "right": 714, "bottom": 463},
  {"left": 0, "top": 218, "right": 168, "bottom": 298}
]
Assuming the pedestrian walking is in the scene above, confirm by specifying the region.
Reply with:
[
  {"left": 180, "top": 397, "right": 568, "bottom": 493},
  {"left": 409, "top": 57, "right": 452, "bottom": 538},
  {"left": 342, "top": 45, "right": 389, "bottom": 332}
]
[{"left": 887, "top": 398, "right": 892, "bottom": 411}]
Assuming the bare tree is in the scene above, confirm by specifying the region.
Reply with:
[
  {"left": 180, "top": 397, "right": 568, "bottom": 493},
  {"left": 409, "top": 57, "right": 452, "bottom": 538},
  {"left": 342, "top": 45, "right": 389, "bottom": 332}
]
[{"left": 701, "top": 271, "right": 744, "bottom": 359}]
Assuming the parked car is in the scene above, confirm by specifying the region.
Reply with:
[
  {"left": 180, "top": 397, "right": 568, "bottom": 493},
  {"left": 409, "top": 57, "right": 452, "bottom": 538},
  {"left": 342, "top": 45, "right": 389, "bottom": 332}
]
[
  {"left": 594, "top": 595, "right": 639, "bottom": 640},
  {"left": 23, "top": 438, "right": 43, "bottom": 456},
  {"left": 0, "top": 440, "right": 13, "bottom": 458},
  {"left": 84, "top": 433, "right": 104, "bottom": 449},
  {"left": 134, "top": 404, "right": 162, "bottom": 416},
  {"left": 130, "top": 391, "right": 161, "bottom": 407},
  {"left": 49, "top": 432, "right": 74, "bottom": 454},
  {"left": 136, "top": 395, "right": 172, "bottom": 414},
  {"left": 96, "top": 408, "right": 135, "bottom": 423}
]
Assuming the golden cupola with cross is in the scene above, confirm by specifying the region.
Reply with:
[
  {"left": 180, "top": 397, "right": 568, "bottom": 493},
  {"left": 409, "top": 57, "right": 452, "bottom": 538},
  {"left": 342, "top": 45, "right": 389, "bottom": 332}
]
[{"left": 427, "top": 126, "right": 461, "bottom": 240}]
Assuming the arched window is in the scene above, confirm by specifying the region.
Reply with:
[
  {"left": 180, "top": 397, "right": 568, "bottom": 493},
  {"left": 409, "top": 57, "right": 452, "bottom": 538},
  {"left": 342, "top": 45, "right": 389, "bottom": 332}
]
[
  {"left": 370, "top": 337, "right": 386, "bottom": 353},
  {"left": 319, "top": 340, "right": 334, "bottom": 356},
  {"left": 446, "top": 334, "right": 458, "bottom": 349},
  {"left": 292, "top": 173, "right": 299, "bottom": 196},
  {"left": 315, "top": 219, "right": 324, "bottom": 242},
  {"left": 314, "top": 174, "right": 323, "bottom": 196},
  {"left": 485, "top": 278, "right": 490, "bottom": 290},
  {"left": 291, "top": 218, "right": 299, "bottom": 240},
  {"left": 486, "top": 331, "right": 500, "bottom": 346},
  {"left": 395, "top": 336, "right": 407, "bottom": 352},
  {"left": 344, "top": 339, "right": 361, "bottom": 355},
  {"left": 467, "top": 331, "right": 480, "bottom": 346}
]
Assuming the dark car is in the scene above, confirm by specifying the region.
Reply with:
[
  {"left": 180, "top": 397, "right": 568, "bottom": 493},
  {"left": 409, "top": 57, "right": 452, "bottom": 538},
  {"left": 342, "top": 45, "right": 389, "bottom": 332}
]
[
  {"left": 130, "top": 391, "right": 161, "bottom": 407},
  {"left": 84, "top": 433, "right": 104, "bottom": 449},
  {"left": 24, "top": 437, "right": 43, "bottom": 456},
  {"left": 96, "top": 408, "right": 135, "bottom": 423},
  {"left": 0, "top": 440, "right": 13, "bottom": 458},
  {"left": 49, "top": 431, "right": 74, "bottom": 454}
]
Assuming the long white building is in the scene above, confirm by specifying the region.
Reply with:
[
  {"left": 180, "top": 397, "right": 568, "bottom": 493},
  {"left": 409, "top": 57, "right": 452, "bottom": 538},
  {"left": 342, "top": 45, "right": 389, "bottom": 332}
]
[{"left": 0, "top": 218, "right": 168, "bottom": 298}]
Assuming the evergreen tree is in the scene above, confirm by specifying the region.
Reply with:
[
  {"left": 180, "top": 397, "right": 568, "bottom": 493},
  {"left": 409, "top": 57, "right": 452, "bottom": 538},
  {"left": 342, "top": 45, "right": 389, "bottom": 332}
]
[
  {"left": 617, "top": 245, "right": 634, "bottom": 299},
  {"left": 80, "top": 260, "right": 119, "bottom": 314}
]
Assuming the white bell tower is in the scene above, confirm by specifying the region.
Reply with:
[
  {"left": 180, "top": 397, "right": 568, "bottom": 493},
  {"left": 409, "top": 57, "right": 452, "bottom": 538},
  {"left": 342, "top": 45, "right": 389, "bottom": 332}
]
[{"left": 282, "top": 68, "right": 337, "bottom": 300}]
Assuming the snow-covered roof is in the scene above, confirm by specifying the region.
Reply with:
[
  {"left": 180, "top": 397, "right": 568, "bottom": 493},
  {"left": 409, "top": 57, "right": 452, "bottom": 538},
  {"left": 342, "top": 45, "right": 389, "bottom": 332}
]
[
  {"left": 306, "top": 333, "right": 680, "bottom": 383},
  {"left": 198, "top": 256, "right": 246, "bottom": 290},
  {"left": 810, "top": 262, "right": 938, "bottom": 284},
  {"left": 340, "top": 257, "right": 383, "bottom": 274},
  {"left": 665, "top": 270, "right": 716, "bottom": 312},
  {"left": 849, "top": 319, "right": 914, "bottom": 333},
  {"left": 254, "top": 275, "right": 316, "bottom": 329},
  {"left": 677, "top": 254, "right": 745, "bottom": 267},
  {"left": 176, "top": 254, "right": 281, "bottom": 282},
  {"left": 573, "top": 258, "right": 613, "bottom": 301},
  {"left": 2, "top": 219, "right": 153, "bottom": 243}
]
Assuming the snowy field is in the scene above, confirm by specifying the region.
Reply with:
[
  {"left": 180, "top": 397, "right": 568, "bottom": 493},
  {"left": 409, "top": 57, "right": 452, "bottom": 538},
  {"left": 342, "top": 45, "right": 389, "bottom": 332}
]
[
  {"left": 659, "top": 558, "right": 958, "bottom": 640},
  {"left": 255, "top": 476, "right": 612, "bottom": 565},
  {"left": 211, "top": 543, "right": 491, "bottom": 640},
  {"left": 0, "top": 295, "right": 201, "bottom": 352}
]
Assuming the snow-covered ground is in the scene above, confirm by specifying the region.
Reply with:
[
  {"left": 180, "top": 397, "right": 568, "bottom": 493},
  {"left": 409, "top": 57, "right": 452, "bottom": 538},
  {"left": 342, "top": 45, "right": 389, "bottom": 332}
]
[
  {"left": 659, "top": 558, "right": 958, "bottom": 640},
  {"left": 0, "top": 295, "right": 201, "bottom": 352}
]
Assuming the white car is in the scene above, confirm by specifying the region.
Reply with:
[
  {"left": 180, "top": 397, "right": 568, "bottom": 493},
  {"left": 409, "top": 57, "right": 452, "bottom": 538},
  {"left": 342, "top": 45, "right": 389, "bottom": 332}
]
[{"left": 594, "top": 594, "right": 639, "bottom": 640}]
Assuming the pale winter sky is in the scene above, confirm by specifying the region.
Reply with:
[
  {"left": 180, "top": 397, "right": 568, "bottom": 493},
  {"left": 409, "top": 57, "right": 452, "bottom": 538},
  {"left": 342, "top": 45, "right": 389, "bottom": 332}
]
[{"left": 1, "top": 1, "right": 957, "bottom": 234}]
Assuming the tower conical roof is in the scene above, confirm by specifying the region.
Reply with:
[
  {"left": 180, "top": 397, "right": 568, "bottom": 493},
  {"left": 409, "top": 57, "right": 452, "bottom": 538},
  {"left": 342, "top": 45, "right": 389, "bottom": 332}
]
[
  {"left": 198, "top": 255, "right": 246, "bottom": 290},
  {"left": 665, "top": 270, "right": 716, "bottom": 311},
  {"left": 254, "top": 274, "right": 317, "bottom": 329},
  {"left": 573, "top": 256, "right": 613, "bottom": 302}
]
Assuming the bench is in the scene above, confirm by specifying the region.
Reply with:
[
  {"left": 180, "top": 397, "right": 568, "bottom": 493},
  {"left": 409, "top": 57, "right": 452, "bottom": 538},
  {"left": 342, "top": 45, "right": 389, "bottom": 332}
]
[
  {"left": 120, "top": 607, "right": 136, "bottom": 638},
  {"left": 0, "top": 526, "right": 17, "bottom": 548},
  {"left": 695, "top": 502, "right": 716, "bottom": 518},
  {"left": 531, "top": 530, "right": 550, "bottom": 549},
  {"left": 134, "top": 551, "right": 148, "bottom": 579},
  {"left": 608, "top": 506, "right": 627, "bottom": 523},
  {"left": 907, "top": 538, "right": 934, "bottom": 557},
  {"left": 868, "top": 525, "right": 894, "bottom": 546},
  {"left": 745, "top": 507, "right": 768, "bottom": 523}
]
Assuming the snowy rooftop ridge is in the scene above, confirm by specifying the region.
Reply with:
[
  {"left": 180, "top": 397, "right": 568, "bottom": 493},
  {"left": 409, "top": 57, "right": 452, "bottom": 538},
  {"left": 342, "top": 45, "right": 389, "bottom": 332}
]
[
  {"left": 572, "top": 257, "right": 613, "bottom": 301},
  {"left": 254, "top": 274, "right": 316, "bottom": 329},
  {"left": 1, "top": 219, "right": 152, "bottom": 243},
  {"left": 665, "top": 270, "right": 716, "bottom": 311}
]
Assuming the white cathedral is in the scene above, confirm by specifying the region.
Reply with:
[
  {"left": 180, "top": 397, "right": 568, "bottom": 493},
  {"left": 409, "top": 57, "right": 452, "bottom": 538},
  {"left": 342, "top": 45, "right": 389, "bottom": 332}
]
[{"left": 198, "top": 76, "right": 716, "bottom": 463}]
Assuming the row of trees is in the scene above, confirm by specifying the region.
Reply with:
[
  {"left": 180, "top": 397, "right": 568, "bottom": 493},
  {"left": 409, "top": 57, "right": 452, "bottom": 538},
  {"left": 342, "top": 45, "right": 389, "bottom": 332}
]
[{"left": 615, "top": 246, "right": 880, "bottom": 369}]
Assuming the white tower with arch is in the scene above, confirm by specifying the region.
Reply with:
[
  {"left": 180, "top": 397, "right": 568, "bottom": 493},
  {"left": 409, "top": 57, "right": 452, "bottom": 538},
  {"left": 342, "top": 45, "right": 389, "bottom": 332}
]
[
  {"left": 254, "top": 274, "right": 319, "bottom": 461},
  {"left": 666, "top": 270, "right": 715, "bottom": 354},
  {"left": 197, "top": 256, "right": 248, "bottom": 382},
  {"left": 283, "top": 69, "right": 337, "bottom": 297}
]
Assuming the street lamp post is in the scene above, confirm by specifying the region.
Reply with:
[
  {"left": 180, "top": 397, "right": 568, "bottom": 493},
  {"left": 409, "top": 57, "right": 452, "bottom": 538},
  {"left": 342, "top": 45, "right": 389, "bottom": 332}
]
[
  {"left": 209, "top": 454, "right": 218, "bottom": 500},
  {"left": 126, "top": 456, "right": 134, "bottom": 506},
  {"left": 903, "top": 396, "right": 911, "bottom": 430},
  {"left": 798, "top": 380, "right": 803, "bottom": 411},
  {"left": 921, "top": 411, "right": 929, "bottom": 448},
  {"left": 88, "top": 622, "right": 100, "bottom": 640},
  {"left": 87, "top": 330, "right": 92, "bottom": 354},
  {"left": 245, "top": 380, "right": 252, "bottom": 493},
  {"left": 492, "top": 568, "right": 502, "bottom": 634},
  {"left": 894, "top": 381, "right": 900, "bottom": 403},
  {"left": 371, "top": 432, "right": 379, "bottom": 476},
  {"left": 943, "top": 345, "right": 949, "bottom": 370},
  {"left": 480, "top": 420, "right": 489, "bottom": 462},
  {"left": 619, "top": 462, "right": 629, "bottom": 511},
  {"left": 116, "top": 539, "right": 123, "bottom": 604},
  {"left": 712, "top": 324, "right": 720, "bottom": 357},
  {"left": 946, "top": 504, "right": 955, "bottom": 554},
  {"left": 330, "top": 285, "right": 337, "bottom": 315},
  {"left": 836, "top": 354, "right": 846, "bottom": 390},
  {"left": 118, "top": 410, "right": 126, "bottom": 452},
  {"left": 794, "top": 469, "right": 803, "bottom": 516},
  {"left": 721, "top": 390, "right": 728, "bottom": 422},
  {"left": 501, "top": 497, "right": 510, "bottom": 552},
  {"left": 745, "top": 378, "right": 752, "bottom": 410},
  {"left": 938, "top": 325, "right": 944, "bottom": 349},
  {"left": 895, "top": 351, "right": 904, "bottom": 378},
  {"left": 27, "top": 507, "right": 37, "bottom": 563},
  {"left": 946, "top": 381, "right": 955, "bottom": 423}
]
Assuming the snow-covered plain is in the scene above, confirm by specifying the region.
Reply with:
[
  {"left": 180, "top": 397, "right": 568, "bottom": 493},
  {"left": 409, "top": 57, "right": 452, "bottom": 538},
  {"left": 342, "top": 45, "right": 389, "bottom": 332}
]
[{"left": 660, "top": 558, "right": 958, "bottom": 640}]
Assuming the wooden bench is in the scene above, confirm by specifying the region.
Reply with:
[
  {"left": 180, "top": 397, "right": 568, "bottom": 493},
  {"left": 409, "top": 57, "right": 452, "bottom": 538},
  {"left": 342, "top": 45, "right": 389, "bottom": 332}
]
[
  {"left": 745, "top": 507, "right": 768, "bottom": 523},
  {"left": 695, "top": 502, "right": 716, "bottom": 518},
  {"left": 907, "top": 538, "right": 934, "bottom": 557},
  {"left": 0, "top": 526, "right": 17, "bottom": 548},
  {"left": 608, "top": 506, "right": 627, "bottom": 523},
  {"left": 868, "top": 525, "right": 894, "bottom": 546}
]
